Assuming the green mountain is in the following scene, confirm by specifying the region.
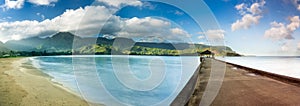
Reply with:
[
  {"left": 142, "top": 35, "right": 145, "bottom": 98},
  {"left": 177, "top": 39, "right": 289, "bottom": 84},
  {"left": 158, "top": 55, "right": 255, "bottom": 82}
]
[
  {"left": 5, "top": 32, "right": 79, "bottom": 52},
  {"left": 0, "top": 41, "right": 10, "bottom": 52},
  {"left": 3, "top": 32, "right": 240, "bottom": 56},
  {"left": 4, "top": 32, "right": 131, "bottom": 52}
]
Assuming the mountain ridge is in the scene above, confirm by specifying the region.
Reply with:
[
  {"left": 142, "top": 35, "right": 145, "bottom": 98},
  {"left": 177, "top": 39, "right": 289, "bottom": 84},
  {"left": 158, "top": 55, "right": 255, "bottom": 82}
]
[
  {"left": 0, "top": 41, "right": 10, "bottom": 52},
  {"left": 2, "top": 32, "right": 239, "bottom": 56}
]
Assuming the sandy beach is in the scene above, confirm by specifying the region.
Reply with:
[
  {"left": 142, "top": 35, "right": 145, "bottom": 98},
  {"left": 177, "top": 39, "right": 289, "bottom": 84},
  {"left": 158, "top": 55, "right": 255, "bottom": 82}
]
[
  {"left": 0, "top": 57, "right": 90, "bottom": 106},
  {"left": 182, "top": 58, "right": 300, "bottom": 106}
]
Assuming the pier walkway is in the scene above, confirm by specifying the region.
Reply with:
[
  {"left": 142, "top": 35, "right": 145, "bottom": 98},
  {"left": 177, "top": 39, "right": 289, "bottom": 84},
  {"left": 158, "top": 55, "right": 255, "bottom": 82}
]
[{"left": 172, "top": 59, "right": 300, "bottom": 106}]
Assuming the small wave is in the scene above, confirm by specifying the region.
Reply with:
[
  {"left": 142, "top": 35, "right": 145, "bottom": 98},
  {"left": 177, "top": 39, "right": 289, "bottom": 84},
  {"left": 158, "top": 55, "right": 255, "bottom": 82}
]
[
  {"left": 30, "top": 57, "right": 43, "bottom": 69},
  {"left": 39, "top": 61, "right": 65, "bottom": 66}
]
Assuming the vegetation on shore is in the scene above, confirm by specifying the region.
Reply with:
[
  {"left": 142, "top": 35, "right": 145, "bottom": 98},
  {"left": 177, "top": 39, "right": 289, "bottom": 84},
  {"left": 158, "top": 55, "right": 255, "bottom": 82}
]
[{"left": 0, "top": 32, "right": 241, "bottom": 58}]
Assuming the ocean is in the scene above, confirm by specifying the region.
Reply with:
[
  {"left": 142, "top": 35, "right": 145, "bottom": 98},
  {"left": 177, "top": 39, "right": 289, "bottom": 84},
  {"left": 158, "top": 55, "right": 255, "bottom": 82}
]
[
  {"left": 217, "top": 56, "right": 300, "bottom": 79},
  {"left": 29, "top": 55, "right": 200, "bottom": 106}
]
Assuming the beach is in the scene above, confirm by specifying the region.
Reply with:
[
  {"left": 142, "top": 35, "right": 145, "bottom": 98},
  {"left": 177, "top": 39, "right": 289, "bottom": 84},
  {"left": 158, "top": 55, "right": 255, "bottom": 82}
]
[
  {"left": 0, "top": 58, "right": 90, "bottom": 106},
  {"left": 181, "top": 58, "right": 300, "bottom": 106}
]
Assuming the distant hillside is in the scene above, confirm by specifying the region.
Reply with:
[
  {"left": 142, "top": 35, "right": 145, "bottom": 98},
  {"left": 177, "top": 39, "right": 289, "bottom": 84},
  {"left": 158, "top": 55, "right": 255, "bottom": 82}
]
[
  {"left": 5, "top": 32, "right": 127, "bottom": 52},
  {"left": 3, "top": 32, "right": 240, "bottom": 56},
  {"left": 0, "top": 41, "right": 10, "bottom": 52},
  {"left": 5, "top": 32, "right": 79, "bottom": 52}
]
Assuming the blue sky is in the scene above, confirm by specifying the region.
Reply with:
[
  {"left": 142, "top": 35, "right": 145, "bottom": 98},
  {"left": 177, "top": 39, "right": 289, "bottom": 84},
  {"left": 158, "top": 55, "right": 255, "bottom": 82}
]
[
  {"left": 0, "top": 0, "right": 300, "bottom": 56},
  {"left": 205, "top": 0, "right": 300, "bottom": 56}
]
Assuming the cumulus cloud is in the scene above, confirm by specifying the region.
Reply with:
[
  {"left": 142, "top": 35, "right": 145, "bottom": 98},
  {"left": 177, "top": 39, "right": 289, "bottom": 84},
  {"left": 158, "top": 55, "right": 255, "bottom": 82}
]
[
  {"left": 287, "top": 16, "right": 300, "bottom": 31},
  {"left": 96, "top": 0, "right": 142, "bottom": 8},
  {"left": 232, "top": 14, "right": 262, "bottom": 31},
  {"left": 235, "top": 3, "right": 247, "bottom": 15},
  {"left": 1, "top": 0, "right": 25, "bottom": 10},
  {"left": 0, "top": 20, "right": 51, "bottom": 42},
  {"left": 264, "top": 16, "right": 300, "bottom": 40},
  {"left": 235, "top": 3, "right": 245, "bottom": 10},
  {"left": 53, "top": 6, "right": 122, "bottom": 36},
  {"left": 0, "top": 6, "right": 116, "bottom": 42},
  {"left": 170, "top": 28, "right": 190, "bottom": 37},
  {"left": 142, "top": 1, "right": 156, "bottom": 10},
  {"left": 231, "top": 0, "right": 265, "bottom": 31},
  {"left": 27, "top": 0, "right": 58, "bottom": 6},
  {"left": 115, "top": 17, "right": 191, "bottom": 41},
  {"left": 198, "top": 29, "right": 225, "bottom": 41},
  {"left": 0, "top": 4, "right": 191, "bottom": 43},
  {"left": 1, "top": 0, "right": 59, "bottom": 10},
  {"left": 249, "top": 2, "right": 264, "bottom": 14}
]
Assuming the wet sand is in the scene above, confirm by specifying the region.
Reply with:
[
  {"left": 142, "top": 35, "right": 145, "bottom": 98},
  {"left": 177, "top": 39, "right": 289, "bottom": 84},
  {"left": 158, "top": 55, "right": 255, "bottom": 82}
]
[
  {"left": 0, "top": 58, "right": 90, "bottom": 106},
  {"left": 183, "top": 58, "right": 300, "bottom": 106}
]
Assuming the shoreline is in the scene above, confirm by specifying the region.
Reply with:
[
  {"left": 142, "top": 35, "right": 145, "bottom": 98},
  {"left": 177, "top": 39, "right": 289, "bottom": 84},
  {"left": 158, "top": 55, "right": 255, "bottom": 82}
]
[
  {"left": 0, "top": 57, "right": 93, "bottom": 106},
  {"left": 24, "top": 57, "right": 81, "bottom": 98}
]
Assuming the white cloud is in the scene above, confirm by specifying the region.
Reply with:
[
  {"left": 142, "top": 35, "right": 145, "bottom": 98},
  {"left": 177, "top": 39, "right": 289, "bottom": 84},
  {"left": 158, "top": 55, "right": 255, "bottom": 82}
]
[
  {"left": 51, "top": 6, "right": 121, "bottom": 36},
  {"left": 27, "top": 0, "right": 58, "bottom": 6},
  {"left": 11, "top": 34, "right": 22, "bottom": 41},
  {"left": 231, "top": 14, "right": 262, "bottom": 31},
  {"left": 292, "top": 0, "right": 300, "bottom": 11},
  {"left": 0, "top": 17, "right": 11, "bottom": 22},
  {"left": 198, "top": 29, "right": 225, "bottom": 41},
  {"left": 264, "top": 16, "right": 300, "bottom": 40},
  {"left": 0, "top": 20, "right": 44, "bottom": 41},
  {"left": 0, "top": 5, "right": 191, "bottom": 43},
  {"left": 249, "top": 3, "right": 261, "bottom": 14},
  {"left": 117, "top": 17, "right": 170, "bottom": 37},
  {"left": 1, "top": 0, "right": 58, "bottom": 10},
  {"left": 0, "top": 0, "right": 192, "bottom": 42},
  {"left": 235, "top": 3, "right": 247, "bottom": 15},
  {"left": 197, "top": 36, "right": 205, "bottom": 39},
  {"left": 249, "top": 0, "right": 265, "bottom": 14},
  {"left": 287, "top": 15, "right": 300, "bottom": 31},
  {"left": 0, "top": 6, "right": 115, "bottom": 42},
  {"left": 171, "top": 28, "right": 190, "bottom": 37},
  {"left": 142, "top": 1, "right": 156, "bottom": 10},
  {"left": 198, "top": 42, "right": 205, "bottom": 45},
  {"left": 235, "top": 3, "right": 245, "bottom": 10},
  {"left": 36, "top": 13, "right": 45, "bottom": 20},
  {"left": 264, "top": 22, "right": 289, "bottom": 40},
  {"left": 96, "top": 0, "right": 142, "bottom": 8},
  {"left": 115, "top": 17, "right": 191, "bottom": 41},
  {"left": 1, "top": 0, "right": 25, "bottom": 10},
  {"left": 174, "top": 10, "right": 184, "bottom": 15},
  {"left": 231, "top": 0, "right": 265, "bottom": 31}
]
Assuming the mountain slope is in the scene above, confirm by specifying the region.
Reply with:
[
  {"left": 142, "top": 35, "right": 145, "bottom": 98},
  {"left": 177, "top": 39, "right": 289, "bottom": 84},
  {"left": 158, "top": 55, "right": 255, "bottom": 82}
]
[
  {"left": 5, "top": 32, "right": 80, "bottom": 52},
  {"left": 0, "top": 41, "right": 9, "bottom": 52},
  {"left": 4, "top": 32, "right": 239, "bottom": 56},
  {"left": 5, "top": 36, "right": 44, "bottom": 51}
]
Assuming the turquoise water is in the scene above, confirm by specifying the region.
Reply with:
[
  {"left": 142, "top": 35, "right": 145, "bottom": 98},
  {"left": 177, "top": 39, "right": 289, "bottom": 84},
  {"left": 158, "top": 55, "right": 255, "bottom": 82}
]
[
  {"left": 217, "top": 56, "right": 300, "bottom": 79},
  {"left": 30, "top": 55, "right": 200, "bottom": 105}
]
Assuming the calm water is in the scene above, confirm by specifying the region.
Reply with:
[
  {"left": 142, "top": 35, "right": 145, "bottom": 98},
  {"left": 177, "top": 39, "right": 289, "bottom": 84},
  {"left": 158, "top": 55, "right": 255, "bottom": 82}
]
[
  {"left": 30, "top": 55, "right": 200, "bottom": 106},
  {"left": 217, "top": 56, "right": 300, "bottom": 79}
]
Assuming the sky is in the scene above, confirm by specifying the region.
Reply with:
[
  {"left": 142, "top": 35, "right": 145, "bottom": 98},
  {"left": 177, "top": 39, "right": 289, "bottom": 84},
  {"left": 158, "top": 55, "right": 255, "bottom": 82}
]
[{"left": 0, "top": 0, "right": 300, "bottom": 56}]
